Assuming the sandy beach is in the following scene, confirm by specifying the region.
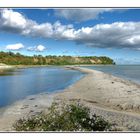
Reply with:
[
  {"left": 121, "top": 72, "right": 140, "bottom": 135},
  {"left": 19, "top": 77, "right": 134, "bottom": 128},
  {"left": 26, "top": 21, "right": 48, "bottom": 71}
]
[
  {"left": 0, "top": 66, "right": 140, "bottom": 131},
  {"left": 0, "top": 65, "right": 13, "bottom": 69}
]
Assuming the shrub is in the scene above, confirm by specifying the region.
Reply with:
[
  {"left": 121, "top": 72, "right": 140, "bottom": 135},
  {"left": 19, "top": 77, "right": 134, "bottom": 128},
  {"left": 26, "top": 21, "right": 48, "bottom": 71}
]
[{"left": 13, "top": 103, "right": 112, "bottom": 131}]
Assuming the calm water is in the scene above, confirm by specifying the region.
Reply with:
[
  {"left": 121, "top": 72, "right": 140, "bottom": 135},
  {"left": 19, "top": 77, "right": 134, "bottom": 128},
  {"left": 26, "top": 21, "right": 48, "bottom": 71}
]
[
  {"left": 83, "top": 65, "right": 140, "bottom": 84},
  {"left": 0, "top": 67, "right": 84, "bottom": 107}
]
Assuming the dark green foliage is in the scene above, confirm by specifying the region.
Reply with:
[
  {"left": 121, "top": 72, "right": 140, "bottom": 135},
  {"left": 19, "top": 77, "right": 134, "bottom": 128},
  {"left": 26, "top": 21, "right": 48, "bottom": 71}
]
[
  {"left": 0, "top": 51, "right": 115, "bottom": 65},
  {"left": 13, "top": 103, "right": 112, "bottom": 131}
]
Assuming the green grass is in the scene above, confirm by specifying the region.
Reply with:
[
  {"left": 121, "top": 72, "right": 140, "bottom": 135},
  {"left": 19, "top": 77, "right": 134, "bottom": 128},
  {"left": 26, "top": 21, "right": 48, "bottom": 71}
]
[{"left": 13, "top": 103, "right": 113, "bottom": 131}]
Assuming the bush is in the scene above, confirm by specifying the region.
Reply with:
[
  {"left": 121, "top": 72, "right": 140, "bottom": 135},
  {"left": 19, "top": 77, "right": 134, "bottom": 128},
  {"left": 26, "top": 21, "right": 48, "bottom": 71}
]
[{"left": 13, "top": 103, "right": 112, "bottom": 131}]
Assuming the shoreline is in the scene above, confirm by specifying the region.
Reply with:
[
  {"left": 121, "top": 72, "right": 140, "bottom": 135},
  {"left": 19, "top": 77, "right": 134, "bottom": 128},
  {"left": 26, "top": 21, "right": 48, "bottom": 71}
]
[
  {"left": 0, "top": 65, "right": 14, "bottom": 69},
  {"left": 57, "top": 66, "right": 140, "bottom": 111},
  {"left": 0, "top": 66, "right": 140, "bottom": 131},
  {"left": 0, "top": 64, "right": 116, "bottom": 69}
]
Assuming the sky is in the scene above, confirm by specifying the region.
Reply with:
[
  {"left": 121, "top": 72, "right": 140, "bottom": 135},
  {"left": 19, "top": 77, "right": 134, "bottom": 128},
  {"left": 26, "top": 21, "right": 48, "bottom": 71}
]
[{"left": 0, "top": 8, "right": 140, "bottom": 64}]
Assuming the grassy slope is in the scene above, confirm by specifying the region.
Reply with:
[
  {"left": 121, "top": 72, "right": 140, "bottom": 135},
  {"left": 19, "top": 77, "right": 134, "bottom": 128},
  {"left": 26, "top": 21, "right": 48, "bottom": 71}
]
[{"left": 0, "top": 52, "right": 115, "bottom": 65}]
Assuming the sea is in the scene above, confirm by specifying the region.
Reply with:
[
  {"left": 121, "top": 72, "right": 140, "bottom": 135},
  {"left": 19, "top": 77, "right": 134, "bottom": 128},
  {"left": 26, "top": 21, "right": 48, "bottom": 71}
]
[{"left": 82, "top": 65, "right": 140, "bottom": 84}]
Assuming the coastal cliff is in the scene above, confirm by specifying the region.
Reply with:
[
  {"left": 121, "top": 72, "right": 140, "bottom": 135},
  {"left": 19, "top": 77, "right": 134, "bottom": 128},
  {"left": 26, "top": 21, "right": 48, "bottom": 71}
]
[{"left": 0, "top": 51, "right": 115, "bottom": 65}]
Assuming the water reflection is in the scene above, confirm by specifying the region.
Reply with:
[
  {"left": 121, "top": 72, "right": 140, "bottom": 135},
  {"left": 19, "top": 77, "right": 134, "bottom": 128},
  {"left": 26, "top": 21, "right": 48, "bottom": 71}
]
[
  {"left": 0, "top": 67, "right": 84, "bottom": 107},
  {"left": 0, "top": 69, "right": 20, "bottom": 76}
]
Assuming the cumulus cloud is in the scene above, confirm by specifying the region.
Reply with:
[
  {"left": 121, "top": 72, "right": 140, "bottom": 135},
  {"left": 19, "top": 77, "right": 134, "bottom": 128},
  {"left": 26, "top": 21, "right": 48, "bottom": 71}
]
[
  {"left": 5, "top": 43, "right": 24, "bottom": 50},
  {"left": 54, "top": 9, "right": 112, "bottom": 22},
  {"left": 0, "top": 9, "right": 74, "bottom": 39},
  {"left": 0, "top": 9, "right": 35, "bottom": 34},
  {"left": 0, "top": 9, "right": 54, "bottom": 38},
  {"left": 1, "top": 9, "right": 140, "bottom": 51},
  {"left": 27, "top": 45, "right": 46, "bottom": 52},
  {"left": 72, "top": 22, "right": 140, "bottom": 49}
]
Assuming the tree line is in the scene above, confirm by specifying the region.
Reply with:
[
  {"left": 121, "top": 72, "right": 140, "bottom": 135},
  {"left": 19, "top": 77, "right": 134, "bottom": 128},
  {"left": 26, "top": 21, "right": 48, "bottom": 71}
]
[{"left": 0, "top": 51, "right": 115, "bottom": 65}]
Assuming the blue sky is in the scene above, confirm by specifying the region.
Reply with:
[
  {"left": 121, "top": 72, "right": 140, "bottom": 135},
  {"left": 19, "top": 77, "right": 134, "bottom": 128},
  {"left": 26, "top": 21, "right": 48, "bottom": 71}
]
[{"left": 0, "top": 8, "right": 140, "bottom": 64}]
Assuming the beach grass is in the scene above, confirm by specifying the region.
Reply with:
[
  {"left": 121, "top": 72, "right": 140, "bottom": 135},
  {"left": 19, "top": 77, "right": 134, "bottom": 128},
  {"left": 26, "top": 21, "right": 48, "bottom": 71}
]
[{"left": 13, "top": 102, "right": 112, "bottom": 131}]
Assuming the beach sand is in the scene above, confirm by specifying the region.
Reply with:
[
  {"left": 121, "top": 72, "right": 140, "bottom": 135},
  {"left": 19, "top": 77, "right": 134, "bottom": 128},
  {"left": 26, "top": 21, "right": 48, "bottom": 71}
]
[
  {"left": 0, "top": 66, "right": 140, "bottom": 131},
  {"left": 0, "top": 66, "right": 13, "bottom": 69}
]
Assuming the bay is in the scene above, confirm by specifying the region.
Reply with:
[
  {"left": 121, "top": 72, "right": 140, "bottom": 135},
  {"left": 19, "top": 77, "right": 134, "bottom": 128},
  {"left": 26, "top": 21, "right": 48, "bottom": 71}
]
[{"left": 0, "top": 67, "right": 84, "bottom": 107}]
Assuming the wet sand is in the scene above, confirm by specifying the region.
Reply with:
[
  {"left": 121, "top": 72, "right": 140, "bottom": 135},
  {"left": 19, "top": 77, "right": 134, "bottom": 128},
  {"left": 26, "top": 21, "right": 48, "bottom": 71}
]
[{"left": 0, "top": 66, "right": 140, "bottom": 131}]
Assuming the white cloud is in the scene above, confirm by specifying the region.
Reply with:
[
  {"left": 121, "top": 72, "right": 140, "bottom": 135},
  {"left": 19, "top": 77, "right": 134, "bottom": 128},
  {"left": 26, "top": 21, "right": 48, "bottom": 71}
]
[
  {"left": 0, "top": 9, "right": 74, "bottom": 39},
  {"left": 55, "top": 9, "right": 112, "bottom": 22},
  {"left": 0, "top": 9, "right": 36, "bottom": 34},
  {"left": 71, "top": 22, "right": 140, "bottom": 50},
  {"left": 35, "top": 45, "right": 46, "bottom": 52},
  {"left": 29, "top": 22, "right": 53, "bottom": 38},
  {"left": 0, "top": 9, "right": 27, "bottom": 28},
  {"left": 5, "top": 43, "right": 24, "bottom": 50},
  {"left": 27, "top": 45, "right": 46, "bottom": 52},
  {"left": 1, "top": 9, "right": 140, "bottom": 51}
]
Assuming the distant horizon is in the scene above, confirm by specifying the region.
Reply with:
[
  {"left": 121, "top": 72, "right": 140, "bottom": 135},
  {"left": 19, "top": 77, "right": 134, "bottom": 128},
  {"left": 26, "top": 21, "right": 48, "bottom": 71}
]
[{"left": 0, "top": 8, "right": 140, "bottom": 64}]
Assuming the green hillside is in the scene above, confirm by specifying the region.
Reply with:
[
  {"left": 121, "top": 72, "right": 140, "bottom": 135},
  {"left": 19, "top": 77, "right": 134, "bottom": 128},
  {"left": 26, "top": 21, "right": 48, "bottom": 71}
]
[{"left": 0, "top": 52, "right": 115, "bottom": 65}]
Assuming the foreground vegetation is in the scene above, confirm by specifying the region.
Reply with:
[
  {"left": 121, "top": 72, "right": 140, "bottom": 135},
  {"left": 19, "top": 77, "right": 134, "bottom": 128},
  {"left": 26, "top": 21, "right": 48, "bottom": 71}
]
[
  {"left": 13, "top": 103, "right": 113, "bottom": 131},
  {"left": 0, "top": 52, "right": 115, "bottom": 65}
]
